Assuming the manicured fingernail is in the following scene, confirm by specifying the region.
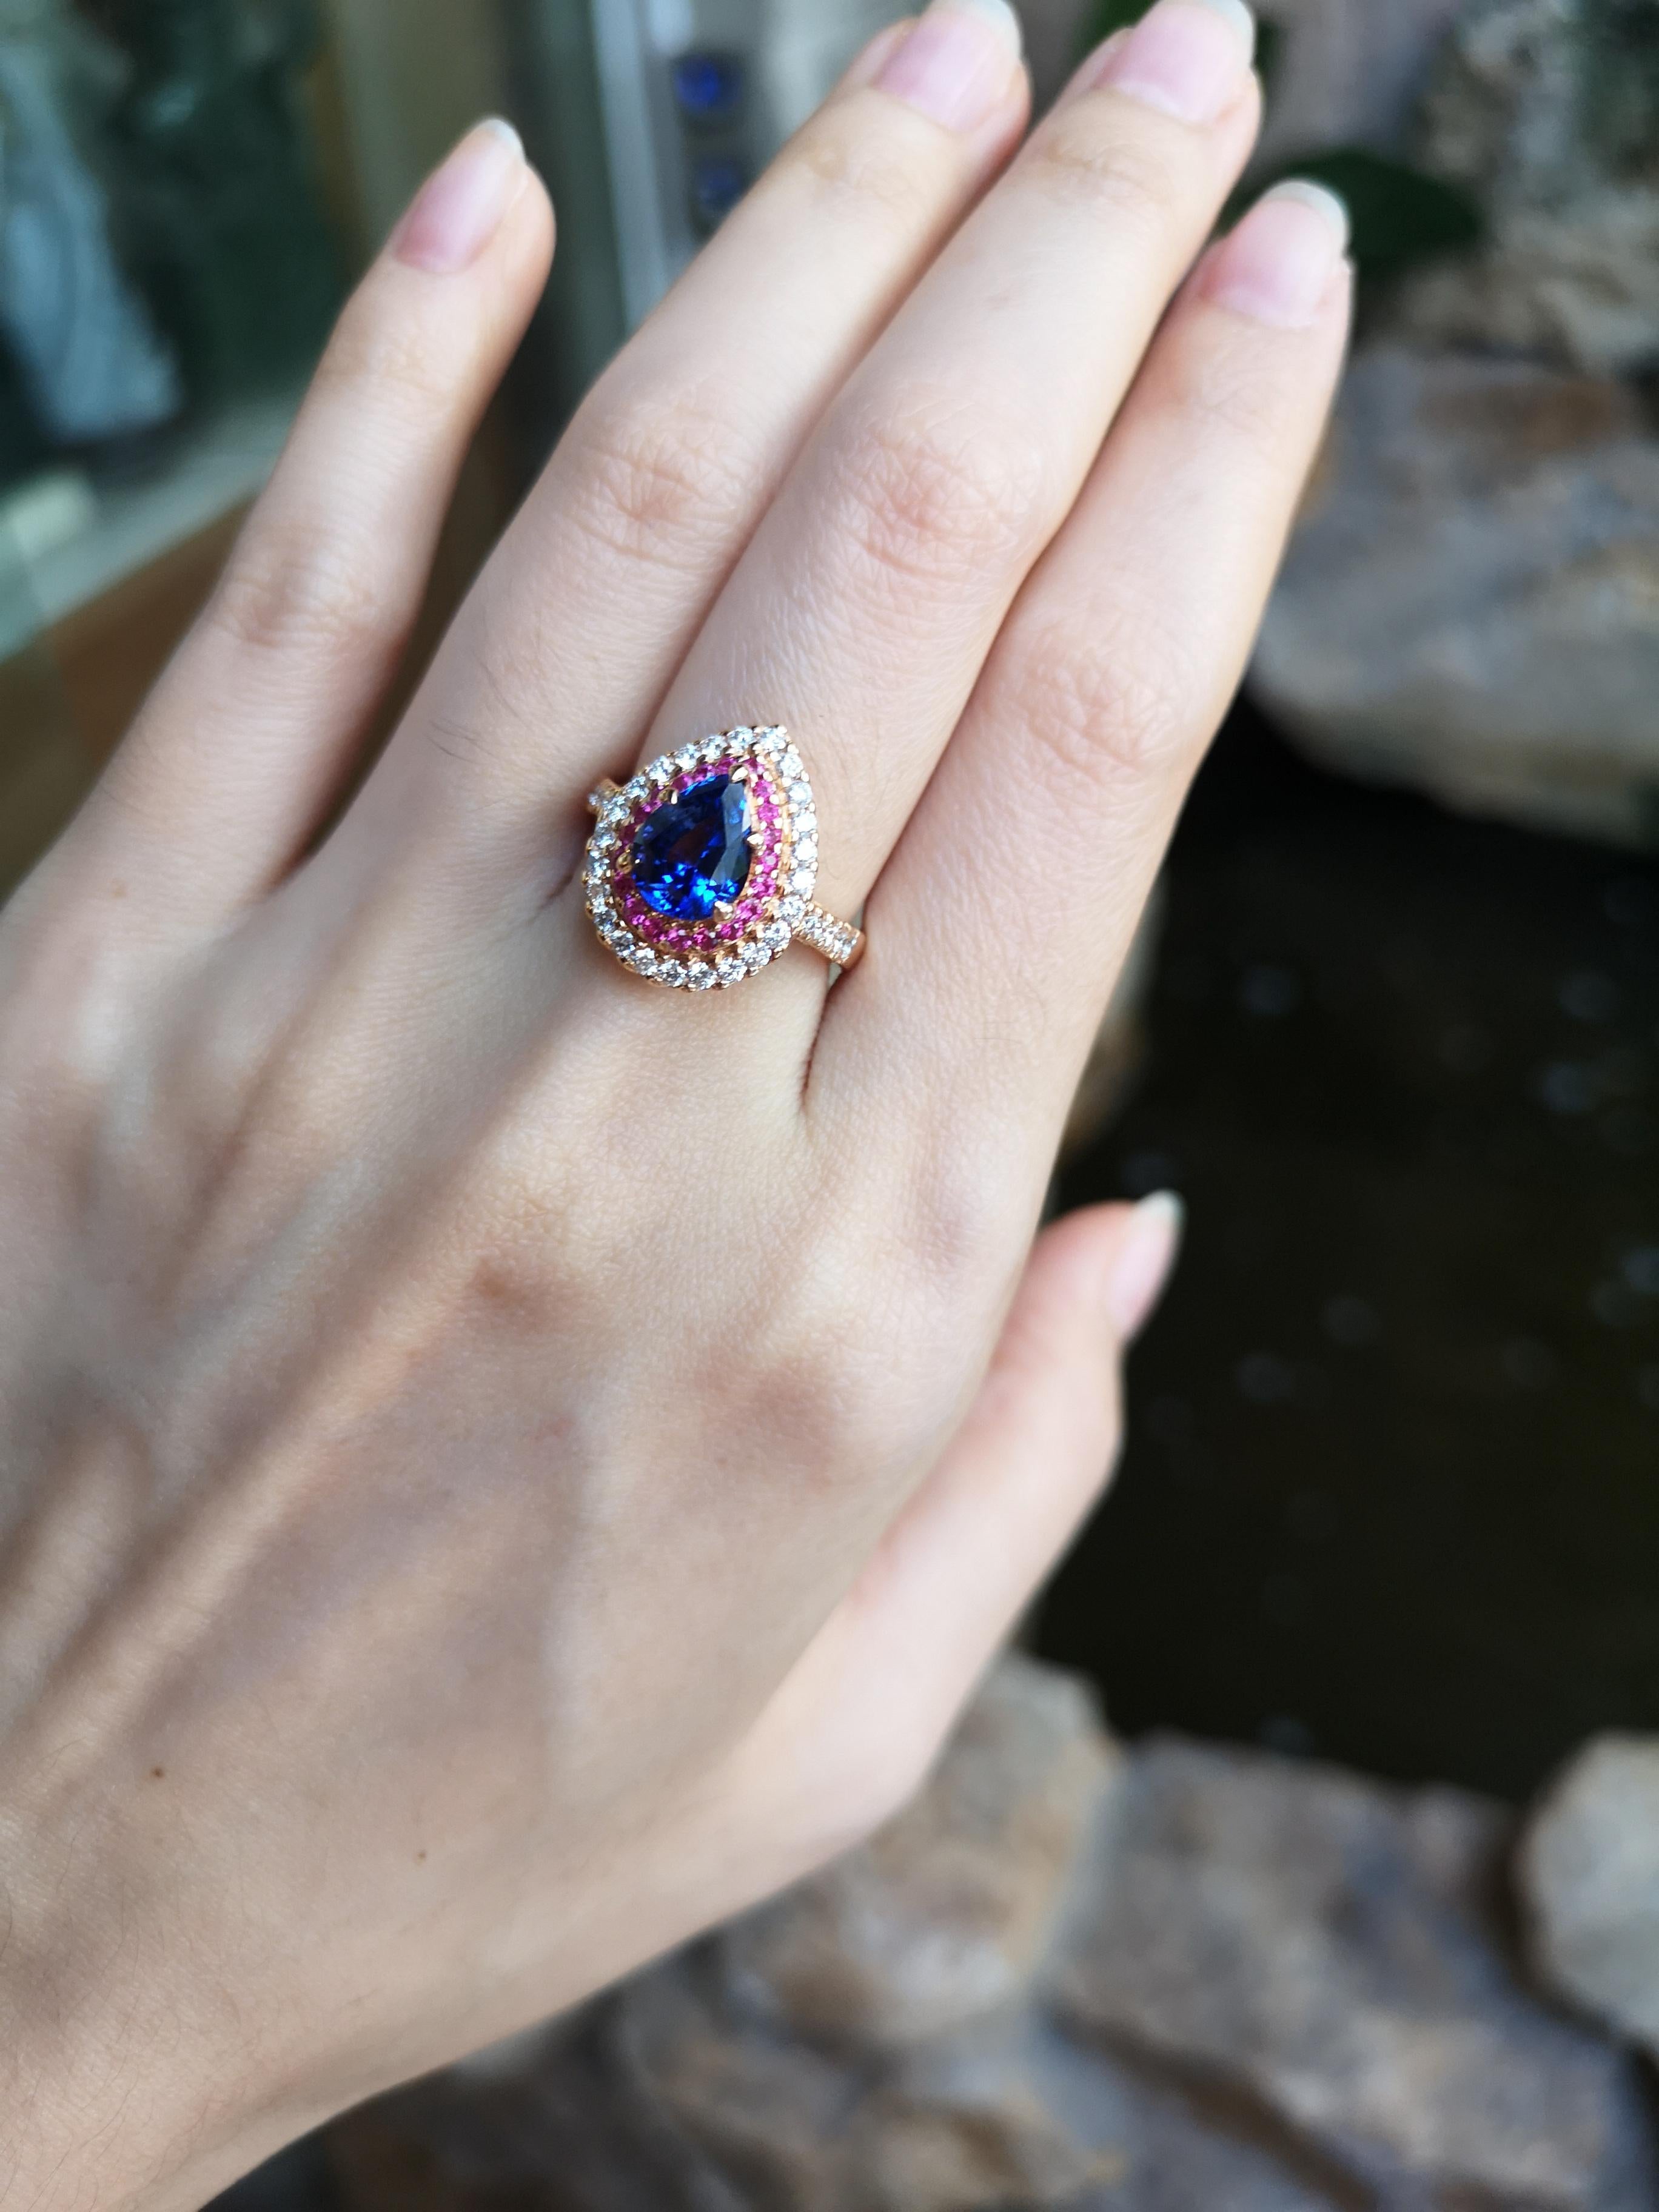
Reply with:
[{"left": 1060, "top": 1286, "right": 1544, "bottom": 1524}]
[
  {"left": 1093, "top": 0, "right": 1255, "bottom": 125},
  {"left": 842, "top": 20, "right": 920, "bottom": 92},
  {"left": 1204, "top": 179, "right": 1352, "bottom": 327},
  {"left": 1109, "top": 1193, "right": 1186, "bottom": 1339},
  {"left": 394, "top": 118, "right": 526, "bottom": 275},
  {"left": 874, "top": 0, "right": 1024, "bottom": 134}
]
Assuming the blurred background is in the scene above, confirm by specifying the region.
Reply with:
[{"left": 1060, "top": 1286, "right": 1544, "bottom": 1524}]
[{"left": 0, "top": 5, "right": 1655, "bottom": 2191}]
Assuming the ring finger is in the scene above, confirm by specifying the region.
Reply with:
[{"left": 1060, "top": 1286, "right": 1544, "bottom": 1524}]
[{"left": 629, "top": 0, "right": 1262, "bottom": 996}]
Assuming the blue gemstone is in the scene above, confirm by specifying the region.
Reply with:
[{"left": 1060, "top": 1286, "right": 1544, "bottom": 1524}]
[{"left": 631, "top": 776, "right": 752, "bottom": 922}]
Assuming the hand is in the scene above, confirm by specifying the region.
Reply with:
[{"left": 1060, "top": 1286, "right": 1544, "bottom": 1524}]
[{"left": 0, "top": 4, "right": 1348, "bottom": 2204}]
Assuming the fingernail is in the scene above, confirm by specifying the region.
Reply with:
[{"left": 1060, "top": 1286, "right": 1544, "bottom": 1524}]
[
  {"left": 874, "top": 0, "right": 1024, "bottom": 135},
  {"left": 394, "top": 118, "right": 526, "bottom": 275},
  {"left": 841, "top": 19, "right": 920, "bottom": 92},
  {"left": 1109, "top": 1193, "right": 1185, "bottom": 1339},
  {"left": 1093, "top": 0, "right": 1255, "bottom": 126},
  {"left": 1203, "top": 179, "right": 1352, "bottom": 328}
]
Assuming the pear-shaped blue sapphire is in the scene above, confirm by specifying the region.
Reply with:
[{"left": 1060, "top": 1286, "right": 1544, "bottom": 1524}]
[{"left": 630, "top": 775, "right": 753, "bottom": 922}]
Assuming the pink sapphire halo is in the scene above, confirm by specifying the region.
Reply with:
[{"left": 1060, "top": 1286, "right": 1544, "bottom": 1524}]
[{"left": 583, "top": 727, "right": 863, "bottom": 991}]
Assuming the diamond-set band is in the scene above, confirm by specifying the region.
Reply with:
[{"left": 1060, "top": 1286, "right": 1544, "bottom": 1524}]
[
  {"left": 583, "top": 726, "right": 865, "bottom": 991},
  {"left": 792, "top": 905, "right": 862, "bottom": 967}
]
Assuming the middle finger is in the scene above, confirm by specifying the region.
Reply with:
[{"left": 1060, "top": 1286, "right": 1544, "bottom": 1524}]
[{"left": 641, "top": 0, "right": 1261, "bottom": 944}]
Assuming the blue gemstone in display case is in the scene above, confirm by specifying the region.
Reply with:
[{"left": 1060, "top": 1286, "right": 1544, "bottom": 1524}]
[
  {"left": 671, "top": 50, "right": 746, "bottom": 126},
  {"left": 689, "top": 153, "right": 750, "bottom": 232},
  {"left": 631, "top": 777, "right": 753, "bottom": 922}
]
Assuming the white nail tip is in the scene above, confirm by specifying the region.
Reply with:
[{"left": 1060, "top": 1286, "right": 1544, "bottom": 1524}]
[
  {"left": 480, "top": 116, "right": 525, "bottom": 162},
  {"left": 1263, "top": 178, "right": 1353, "bottom": 249},
  {"left": 940, "top": 0, "right": 1025, "bottom": 57},
  {"left": 1190, "top": 0, "right": 1258, "bottom": 57}
]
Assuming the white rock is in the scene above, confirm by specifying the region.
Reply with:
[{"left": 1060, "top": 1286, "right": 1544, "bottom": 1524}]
[
  {"left": 1523, "top": 1736, "right": 1659, "bottom": 2060},
  {"left": 1255, "top": 347, "right": 1659, "bottom": 850}
]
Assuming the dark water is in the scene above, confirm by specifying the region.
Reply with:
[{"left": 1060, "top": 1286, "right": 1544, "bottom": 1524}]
[{"left": 1039, "top": 706, "right": 1659, "bottom": 1804}]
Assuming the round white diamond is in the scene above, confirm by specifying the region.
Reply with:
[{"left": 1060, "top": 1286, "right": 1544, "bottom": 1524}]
[
  {"left": 786, "top": 781, "right": 811, "bottom": 807},
  {"left": 658, "top": 959, "right": 688, "bottom": 987},
  {"left": 757, "top": 730, "right": 785, "bottom": 756},
  {"left": 716, "top": 954, "right": 743, "bottom": 985},
  {"left": 675, "top": 743, "right": 700, "bottom": 768},
  {"left": 780, "top": 750, "right": 805, "bottom": 779},
  {"left": 606, "top": 927, "right": 634, "bottom": 952},
  {"left": 629, "top": 947, "right": 657, "bottom": 975},
  {"left": 687, "top": 961, "right": 716, "bottom": 991},
  {"left": 650, "top": 762, "right": 674, "bottom": 788},
  {"left": 625, "top": 776, "right": 649, "bottom": 802},
  {"left": 762, "top": 920, "right": 790, "bottom": 953},
  {"left": 791, "top": 811, "right": 817, "bottom": 842},
  {"left": 744, "top": 939, "right": 772, "bottom": 969},
  {"left": 780, "top": 895, "right": 806, "bottom": 925},
  {"left": 788, "top": 868, "right": 815, "bottom": 896},
  {"left": 793, "top": 842, "right": 819, "bottom": 872}
]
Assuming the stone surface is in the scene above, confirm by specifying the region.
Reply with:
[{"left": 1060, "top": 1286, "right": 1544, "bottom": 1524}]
[
  {"left": 329, "top": 1656, "right": 1658, "bottom": 2212},
  {"left": 1255, "top": 346, "right": 1659, "bottom": 848},
  {"left": 1396, "top": 0, "right": 1659, "bottom": 377},
  {"left": 1524, "top": 1735, "right": 1659, "bottom": 2063},
  {"left": 1057, "top": 1740, "right": 1656, "bottom": 2208}
]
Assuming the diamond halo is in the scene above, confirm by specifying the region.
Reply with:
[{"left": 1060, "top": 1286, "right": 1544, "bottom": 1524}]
[{"left": 583, "top": 727, "right": 860, "bottom": 991}]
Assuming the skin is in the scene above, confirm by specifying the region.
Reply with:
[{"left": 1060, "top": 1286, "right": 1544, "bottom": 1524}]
[{"left": 0, "top": 6, "right": 1350, "bottom": 2204}]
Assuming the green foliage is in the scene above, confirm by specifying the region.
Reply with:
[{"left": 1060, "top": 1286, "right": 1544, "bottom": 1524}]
[
  {"left": 1077, "top": 0, "right": 1151, "bottom": 47},
  {"left": 1580, "top": 0, "right": 1659, "bottom": 179}
]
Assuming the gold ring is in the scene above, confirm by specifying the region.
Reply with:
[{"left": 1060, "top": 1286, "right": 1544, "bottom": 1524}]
[{"left": 584, "top": 728, "right": 864, "bottom": 991}]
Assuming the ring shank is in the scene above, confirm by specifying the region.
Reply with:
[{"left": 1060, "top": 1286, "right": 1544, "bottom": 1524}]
[{"left": 793, "top": 904, "right": 865, "bottom": 971}]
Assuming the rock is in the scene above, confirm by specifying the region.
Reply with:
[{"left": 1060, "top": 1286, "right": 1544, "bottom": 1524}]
[
  {"left": 1056, "top": 1738, "right": 1657, "bottom": 2209},
  {"left": 1524, "top": 1735, "right": 1659, "bottom": 2061},
  {"left": 1396, "top": 0, "right": 1659, "bottom": 375},
  {"left": 327, "top": 1660, "right": 1659, "bottom": 2212},
  {"left": 1255, "top": 347, "right": 1659, "bottom": 848},
  {"left": 1249, "top": 0, "right": 1469, "bottom": 170}
]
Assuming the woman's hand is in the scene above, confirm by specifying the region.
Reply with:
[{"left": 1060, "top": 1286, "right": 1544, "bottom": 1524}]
[{"left": 0, "top": 4, "right": 1348, "bottom": 2203}]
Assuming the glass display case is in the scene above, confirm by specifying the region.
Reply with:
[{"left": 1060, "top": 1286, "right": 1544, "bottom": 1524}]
[{"left": 0, "top": 0, "right": 354, "bottom": 869}]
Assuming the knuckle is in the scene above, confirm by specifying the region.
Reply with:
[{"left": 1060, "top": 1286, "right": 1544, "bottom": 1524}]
[
  {"left": 831, "top": 393, "right": 1052, "bottom": 593},
  {"left": 209, "top": 525, "right": 400, "bottom": 666},
  {"left": 313, "top": 284, "right": 466, "bottom": 419},
  {"left": 1023, "top": 97, "right": 1193, "bottom": 229},
  {"left": 1011, "top": 609, "right": 1195, "bottom": 791},
  {"left": 1171, "top": 332, "right": 1302, "bottom": 457},
  {"left": 789, "top": 99, "right": 945, "bottom": 230},
  {"left": 561, "top": 386, "right": 755, "bottom": 571}
]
